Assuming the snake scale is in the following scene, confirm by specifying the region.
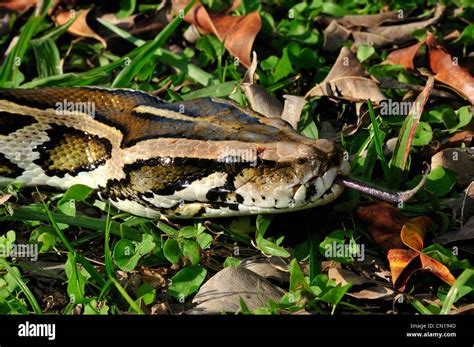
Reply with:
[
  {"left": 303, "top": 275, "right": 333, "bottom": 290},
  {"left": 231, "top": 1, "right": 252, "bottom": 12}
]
[{"left": 0, "top": 87, "right": 350, "bottom": 218}]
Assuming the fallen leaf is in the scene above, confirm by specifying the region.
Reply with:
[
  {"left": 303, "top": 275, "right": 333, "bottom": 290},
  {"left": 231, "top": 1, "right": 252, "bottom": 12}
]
[
  {"left": 281, "top": 95, "right": 307, "bottom": 130},
  {"left": 242, "top": 83, "right": 283, "bottom": 118},
  {"left": 357, "top": 203, "right": 457, "bottom": 291},
  {"left": 358, "top": 5, "right": 444, "bottom": 48},
  {"left": 306, "top": 47, "right": 386, "bottom": 103},
  {"left": 54, "top": 9, "right": 107, "bottom": 48},
  {"left": 240, "top": 256, "right": 290, "bottom": 284},
  {"left": 321, "top": 6, "right": 444, "bottom": 51},
  {"left": 435, "top": 216, "right": 474, "bottom": 245},
  {"left": 385, "top": 40, "right": 426, "bottom": 70},
  {"left": 172, "top": 0, "right": 261, "bottom": 67},
  {"left": 401, "top": 216, "right": 432, "bottom": 252},
  {"left": 188, "top": 266, "right": 284, "bottom": 314},
  {"left": 328, "top": 268, "right": 394, "bottom": 300},
  {"left": 319, "top": 9, "right": 413, "bottom": 28},
  {"left": 356, "top": 202, "right": 407, "bottom": 251},
  {"left": 322, "top": 20, "right": 350, "bottom": 52},
  {"left": 388, "top": 216, "right": 456, "bottom": 290},
  {"left": 431, "top": 148, "right": 474, "bottom": 187},
  {"left": 386, "top": 249, "right": 419, "bottom": 290},
  {"left": 427, "top": 35, "right": 474, "bottom": 104}
]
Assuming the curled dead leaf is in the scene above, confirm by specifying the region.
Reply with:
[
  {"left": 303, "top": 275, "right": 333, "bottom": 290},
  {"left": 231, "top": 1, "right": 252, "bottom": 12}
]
[
  {"left": 427, "top": 35, "right": 474, "bottom": 105},
  {"left": 431, "top": 148, "right": 474, "bottom": 187},
  {"left": 356, "top": 202, "right": 407, "bottom": 252},
  {"left": 318, "top": 9, "right": 413, "bottom": 28},
  {"left": 306, "top": 47, "right": 386, "bottom": 103},
  {"left": 54, "top": 9, "right": 107, "bottom": 48},
  {"left": 172, "top": 0, "right": 261, "bottom": 67}
]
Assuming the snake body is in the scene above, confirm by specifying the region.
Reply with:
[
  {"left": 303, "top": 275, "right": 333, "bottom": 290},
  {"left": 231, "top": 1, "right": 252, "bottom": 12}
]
[{"left": 0, "top": 87, "right": 350, "bottom": 218}]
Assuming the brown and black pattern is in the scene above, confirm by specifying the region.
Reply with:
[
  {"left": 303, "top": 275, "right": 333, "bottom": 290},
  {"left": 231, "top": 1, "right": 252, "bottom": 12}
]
[
  {"left": 0, "top": 112, "right": 37, "bottom": 136},
  {"left": 33, "top": 124, "right": 112, "bottom": 177},
  {"left": 0, "top": 153, "right": 23, "bottom": 178}
]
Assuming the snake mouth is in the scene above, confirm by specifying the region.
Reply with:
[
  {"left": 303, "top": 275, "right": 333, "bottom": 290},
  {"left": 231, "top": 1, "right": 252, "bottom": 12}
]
[{"left": 292, "top": 158, "right": 351, "bottom": 207}]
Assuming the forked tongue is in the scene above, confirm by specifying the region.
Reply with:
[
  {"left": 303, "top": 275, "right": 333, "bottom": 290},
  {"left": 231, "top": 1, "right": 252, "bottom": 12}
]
[{"left": 335, "top": 164, "right": 430, "bottom": 203}]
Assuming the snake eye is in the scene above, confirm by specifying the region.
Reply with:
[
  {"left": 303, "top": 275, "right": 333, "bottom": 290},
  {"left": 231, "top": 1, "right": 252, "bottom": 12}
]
[{"left": 296, "top": 158, "right": 306, "bottom": 165}]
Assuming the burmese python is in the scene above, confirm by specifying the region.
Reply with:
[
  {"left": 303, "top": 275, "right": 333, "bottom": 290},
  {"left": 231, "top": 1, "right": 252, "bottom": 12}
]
[{"left": 0, "top": 87, "right": 351, "bottom": 218}]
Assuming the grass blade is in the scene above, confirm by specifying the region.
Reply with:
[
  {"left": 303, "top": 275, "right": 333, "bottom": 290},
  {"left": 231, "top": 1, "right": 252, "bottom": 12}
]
[
  {"left": 440, "top": 268, "right": 474, "bottom": 314},
  {"left": 389, "top": 76, "right": 434, "bottom": 187},
  {"left": 0, "top": 0, "right": 54, "bottom": 86},
  {"left": 112, "top": 0, "right": 195, "bottom": 87},
  {"left": 98, "top": 16, "right": 215, "bottom": 86},
  {"left": 367, "top": 99, "right": 390, "bottom": 180},
  {"left": 0, "top": 258, "right": 42, "bottom": 314}
]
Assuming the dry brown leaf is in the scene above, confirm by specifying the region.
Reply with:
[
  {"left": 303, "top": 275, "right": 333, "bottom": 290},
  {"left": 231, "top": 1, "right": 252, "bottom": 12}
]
[
  {"left": 359, "top": 5, "right": 444, "bottom": 48},
  {"left": 388, "top": 217, "right": 456, "bottom": 291},
  {"left": 321, "top": 6, "right": 444, "bottom": 51},
  {"left": 385, "top": 40, "right": 426, "bottom": 70},
  {"left": 319, "top": 9, "right": 413, "bottom": 28},
  {"left": 431, "top": 148, "right": 474, "bottom": 187},
  {"left": 54, "top": 9, "right": 107, "bottom": 48},
  {"left": 328, "top": 268, "right": 394, "bottom": 300},
  {"left": 427, "top": 35, "right": 474, "bottom": 104},
  {"left": 356, "top": 202, "right": 407, "bottom": 251},
  {"left": 436, "top": 216, "right": 474, "bottom": 245},
  {"left": 172, "top": 0, "right": 260, "bottom": 67},
  {"left": 281, "top": 95, "right": 306, "bottom": 130},
  {"left": 322, "top": 20, "right": 350, "bottom": 52},
  {"left": 242, "top": 83, "right": 283, "bottom": 118},
  {"left": 306, "top": 47, "right": 386, "bottom": 103}
]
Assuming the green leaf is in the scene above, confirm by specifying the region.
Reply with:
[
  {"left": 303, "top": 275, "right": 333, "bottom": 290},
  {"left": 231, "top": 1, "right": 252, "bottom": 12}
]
[
  {"left": 224, "top": 257, "right": 241, "bottom": 267},
  {"left": 168, "top": 265, "right": 207, "bottom": 300},
  {"left": 182, "top": 240, "right": 202, "bottom": 266},
  {"left": 84, "top": 300, "right": 109, "bottom": 315},
  {"left": 117, "top": 0, "right": 136, "bottom": 18},
  {"left": 29, "top": 226, "right": 57, "bottom": 252},
  {"left": 412, "top": 122, "right": 432, "bottom": 146},
  {"left": 426, "top": 105, "right": 457, "bottom": 128},
  {"left": 289, "top": 259, "right": 308, "bottom": 292},
  {"left": 256, "top": 238, "right": 290, "bottom": 257},
  {"left": 321, "top": 284, "right": 352, "bottom": 305},
  {"left": 425, "top": 167, "right": 457, "bottom": 197},
  {"left": 256, "top": 215, "right": 272, "bottom": 237},
  {"left": 357, "top": 44, "right": 376, "bottom": 63},
  {"left": 157, "top": 221, "right": 179, "bottom": 237},
  {"left": 453, "top": 24, "right": 474, "bottom": 47},
  {"left": 201, "top": 0, "right": 233, "bottom": 12},
  {"left": 273, "top": 45, "right": 295, "bottom": 82},
  {"left": 163, "top": 239, "right": 182, "bottom": 265},
  {"left": 136, "top": 282, "right": 156, "bottom": 306},
  {"left": 196, "top": 233, "right": 213, "bottom": 250},
  {"left": 57, "top": 184, "right": 93, "bottom": 217},
  {"left": 65, "top": 253, "right": 91, "bottom": 303},
  {"left": 113, "top": 235, "right": 155, "bottom": 272},
  {"left": 319, "top": 230, "right": 356, "bottom": 264},
  {"left": 0, "top": 230, "right": 16, "bottom": 260}
]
